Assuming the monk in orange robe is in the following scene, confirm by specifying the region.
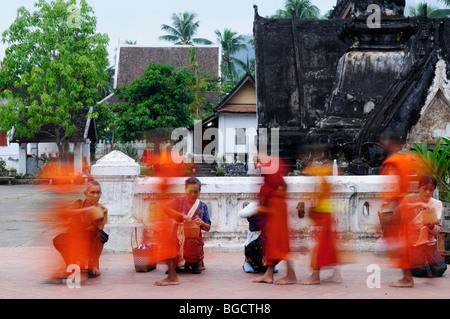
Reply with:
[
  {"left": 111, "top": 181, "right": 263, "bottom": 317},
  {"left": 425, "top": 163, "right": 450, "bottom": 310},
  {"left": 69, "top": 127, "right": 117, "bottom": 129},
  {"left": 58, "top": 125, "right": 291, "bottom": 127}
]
[
  {"left": 252, "top": 157, "right": 297, "bottom": 285},
  {"left": 37, "top": 162, "right": 94, "bottom": 281},
  {"left": 52, "top": 181, "right": 108, "bottom": 278},
  {"left": 378, "top": 132, "right": 429, "bottom": 287},
  {"left": 148, "top": 154, "right": 190, "bottom": 286},
  {"left": 299, "top": 165, "right": 343, "bottom": 285}
]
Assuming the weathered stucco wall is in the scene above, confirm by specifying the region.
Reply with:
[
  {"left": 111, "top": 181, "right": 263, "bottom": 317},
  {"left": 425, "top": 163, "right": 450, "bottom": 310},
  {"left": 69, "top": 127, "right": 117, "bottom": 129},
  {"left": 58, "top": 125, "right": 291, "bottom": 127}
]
[
  {"left": 91, "top": 151, "right": 403, "bottom": 254},
  {"left": 108, "top": 175, "right": 397, "bottom": 253},
  {"left": 253, "top": 15, "right": 347, "bottom": 136}
]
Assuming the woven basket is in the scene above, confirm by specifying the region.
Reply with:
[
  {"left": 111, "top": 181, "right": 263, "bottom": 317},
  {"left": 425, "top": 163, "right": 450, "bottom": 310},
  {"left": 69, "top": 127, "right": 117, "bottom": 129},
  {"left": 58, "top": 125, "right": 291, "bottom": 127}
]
[
  {"left": 131, "top": 227, "right": 157, "bottom": 272},
  {"left": 184, "top": 220, "right": 200, "bottom": 239}
]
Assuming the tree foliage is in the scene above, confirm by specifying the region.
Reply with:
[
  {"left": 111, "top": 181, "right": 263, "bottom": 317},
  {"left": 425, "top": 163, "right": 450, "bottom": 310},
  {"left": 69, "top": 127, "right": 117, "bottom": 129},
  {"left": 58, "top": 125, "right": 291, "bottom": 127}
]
[
  {"left": 187, "top": 46, "right": 217, "bottom": 119},
  {"left": 0, "top": 0, "right": 110, "bottom": 161},
  {"left": 159, "top": 12, "right": 212, "bottom": 45},
  {"left": 408, "top": 2, "right": 450, "bottom": 18},
  {"left": 215, "top": 28, "right": 248, "bottom": 83},
  {"left": 113, "top": 63, "right": 195, "bottom": 143},
  {"left": 271, "top": 0, "right": 321, "bottom": 19},
  {"left": 412, "top": 137, "right": 450, "bottom": 201}
]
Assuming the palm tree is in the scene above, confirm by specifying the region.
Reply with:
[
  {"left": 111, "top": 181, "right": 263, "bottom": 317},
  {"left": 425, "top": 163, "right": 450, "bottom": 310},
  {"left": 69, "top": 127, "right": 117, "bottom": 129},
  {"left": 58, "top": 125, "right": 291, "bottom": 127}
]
[
  {"left": 159, "top": 12, "right": 212, "bottom": 45},
  {"left": 123, "top": 39, "right": 137, "bottom": 45},
  {"left": 271, "top": 0, "right": 320, "bottom": 19},
  {"left": 435, "top": 0, "right": 450, "bottom": 16},
  {"left": 215, "top": 28, "right": 248, "bottom": 83},
  {"left": 409, "top": 2, "right": 450, "bottom": 18}
]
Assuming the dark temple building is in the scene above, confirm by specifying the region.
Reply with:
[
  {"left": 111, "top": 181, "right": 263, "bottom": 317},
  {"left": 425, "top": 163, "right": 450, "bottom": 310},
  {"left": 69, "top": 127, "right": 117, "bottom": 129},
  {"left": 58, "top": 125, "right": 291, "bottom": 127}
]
[{"left": 253, "top": 0, "right": 450, "bottom": 174}]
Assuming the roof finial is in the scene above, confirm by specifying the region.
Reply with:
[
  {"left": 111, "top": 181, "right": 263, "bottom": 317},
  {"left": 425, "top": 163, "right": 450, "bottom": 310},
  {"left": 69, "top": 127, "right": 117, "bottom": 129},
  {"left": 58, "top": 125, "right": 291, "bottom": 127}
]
[{"left": 253, "top": 4, "right": 259, "bottom": 18}]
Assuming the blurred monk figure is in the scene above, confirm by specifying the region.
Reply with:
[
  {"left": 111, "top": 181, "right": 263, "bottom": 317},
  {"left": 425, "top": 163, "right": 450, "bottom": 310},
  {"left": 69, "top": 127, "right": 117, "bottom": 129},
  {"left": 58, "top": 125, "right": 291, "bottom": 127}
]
[
  {"left": 299, "top": 163, "right": 343, "bottom": 285},
  {"left": 378, "top": 132, "right": 429, "bottom": 288},
  {"left": 37, "top": 162, "right": 98, "bottom": 281},
  {"left": 252, "top": 155, "right": 297, "bottom": 285},
  {"left": 148, "top": 153, "right": 190, "bottom": 286},
  {"left": 52, "top": 180, "right": 108, "bottom": 278}
]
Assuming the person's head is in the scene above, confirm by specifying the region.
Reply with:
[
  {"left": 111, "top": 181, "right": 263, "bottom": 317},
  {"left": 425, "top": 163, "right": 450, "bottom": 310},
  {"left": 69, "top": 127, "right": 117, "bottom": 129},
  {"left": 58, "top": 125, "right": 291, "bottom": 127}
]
[
  {"left": 418, "top": 175, "right": 437, "bottom": 201},
  {"left": 84, "top": 180, "right": 102, "bottom": 206},
  {"left": 185, "top": 177, "right": 201, "bottom": 204}
]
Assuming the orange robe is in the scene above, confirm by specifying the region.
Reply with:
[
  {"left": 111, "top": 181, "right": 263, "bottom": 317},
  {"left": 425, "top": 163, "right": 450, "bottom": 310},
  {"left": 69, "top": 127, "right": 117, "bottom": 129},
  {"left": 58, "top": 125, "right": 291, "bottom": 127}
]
[
  {"left": 307, "top": 166, "right": 341, "bottom": 270},
  {"left": 258, "top": 158, "right": 291, "bottom": 266},
  {"left": 53, "top": 201, "right": 107, "bottom": 270},
  {"left": 37, "top": 162, "right": 91, "bottom": 276},
  {"left": 146, "top": 155, "right": 184, "bottom": 263},
  {"left": 379, "top": 152, "right": 429, "bottom": 269},
  {"left": 262, "top": 190, "right": 291, "bottom": 265}
]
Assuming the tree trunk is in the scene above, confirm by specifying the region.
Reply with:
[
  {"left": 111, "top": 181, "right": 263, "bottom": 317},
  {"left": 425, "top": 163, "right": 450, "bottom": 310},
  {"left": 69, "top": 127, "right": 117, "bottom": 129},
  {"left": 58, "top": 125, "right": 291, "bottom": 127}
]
[{"left": 57, "top": 139, "right": 70, "bottom": 164}]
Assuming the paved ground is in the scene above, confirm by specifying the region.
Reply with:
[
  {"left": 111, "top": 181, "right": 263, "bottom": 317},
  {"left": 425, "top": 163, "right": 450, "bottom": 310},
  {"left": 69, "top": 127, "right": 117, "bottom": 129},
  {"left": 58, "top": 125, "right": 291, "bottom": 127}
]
[
  {"left": 1, "top": 247, "right": 449, "bottom": 299},
  {"left": 0, "top": 184, "right": 449, "bottom": 308}
]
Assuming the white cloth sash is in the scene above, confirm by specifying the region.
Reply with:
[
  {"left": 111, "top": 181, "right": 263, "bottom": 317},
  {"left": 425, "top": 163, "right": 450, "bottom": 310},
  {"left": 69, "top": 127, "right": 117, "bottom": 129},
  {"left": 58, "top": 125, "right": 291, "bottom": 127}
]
[{"left": 177, "top": 199, "right": 200, "bottom": 264}]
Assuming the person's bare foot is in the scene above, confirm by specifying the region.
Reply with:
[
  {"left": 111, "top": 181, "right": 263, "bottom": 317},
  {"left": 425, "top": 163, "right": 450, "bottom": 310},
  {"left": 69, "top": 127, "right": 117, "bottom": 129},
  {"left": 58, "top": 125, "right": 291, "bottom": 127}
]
[
  {"left": 88, "top": 267, "right": 101, "bottom": 277},
  {"left": 298, "top": 274, "right": 320, "bottom": 285},
  {"left": 322, "top": 271, "right": 342, "bottom": 284},
  {"left": 252, "top": 274, "right": 273, "bottom": 284},
  {"left": 274, "top": 275, "right": 297, "bottom": 285},
  {"left": 389, "top": 278, "right": 414, "bottom": 288},
  {"left": 154, "top": 277, "right": 179, "bottom": 286}
]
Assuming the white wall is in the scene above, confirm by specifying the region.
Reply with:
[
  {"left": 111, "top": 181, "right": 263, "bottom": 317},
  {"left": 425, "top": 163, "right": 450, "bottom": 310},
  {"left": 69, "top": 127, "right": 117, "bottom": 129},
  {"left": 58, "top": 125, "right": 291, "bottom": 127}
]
[
  {"left": 129, "top": 175, "right": 397, "bottom": 252},
  {"left": 0, "top": 132, "right": 59, "bottom": 171},
  {"left": 0, "top": 136, "right": 89, "bottom": 175},
  {"left": 218, "top": 113, "right": 257, "bottom": 163},
  {"left": 89, "top": 150, "right": 416, "bottom": 253}
]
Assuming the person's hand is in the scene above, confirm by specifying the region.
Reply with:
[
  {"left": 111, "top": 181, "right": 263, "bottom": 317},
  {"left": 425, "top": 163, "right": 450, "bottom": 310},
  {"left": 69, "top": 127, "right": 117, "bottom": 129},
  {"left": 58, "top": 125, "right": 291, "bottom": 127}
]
[
  {"left": 425, "top": 222, "right": 437, "bottom": 230},
  {"left": 194, "top": 217, "right": 204, "bottom": 227},
  {"left": 417, "top": 202, "right": 429, "bottom": 210},
  {"left": 193, "top": 217, "right": 211, "bottom": 231}
]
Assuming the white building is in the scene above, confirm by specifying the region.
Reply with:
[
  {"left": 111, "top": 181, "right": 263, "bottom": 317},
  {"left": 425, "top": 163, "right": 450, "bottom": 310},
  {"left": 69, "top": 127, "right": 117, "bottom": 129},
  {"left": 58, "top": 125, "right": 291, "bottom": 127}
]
[
  {"left": 0, "top": 89, "right": 97, "bottom": 176},
  {"left": 185, "top": 72, "right": 258, "bottom": 175}
]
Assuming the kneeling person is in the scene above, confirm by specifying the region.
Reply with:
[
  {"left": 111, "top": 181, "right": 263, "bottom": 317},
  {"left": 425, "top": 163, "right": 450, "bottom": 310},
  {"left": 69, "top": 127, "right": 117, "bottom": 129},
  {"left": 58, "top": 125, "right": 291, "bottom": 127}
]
[
  {"left": 53, "top": 180, "right": 108, "bottom": 278},
  {"left": 170, "top": 177, "right": 211, "bottom": 274}
]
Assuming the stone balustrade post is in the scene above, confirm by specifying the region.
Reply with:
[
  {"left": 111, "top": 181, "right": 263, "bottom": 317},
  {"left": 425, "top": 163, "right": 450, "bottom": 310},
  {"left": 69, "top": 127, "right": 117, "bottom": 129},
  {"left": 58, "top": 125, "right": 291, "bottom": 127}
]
[{"left": 91, "top": 150, "right": 141, "bottom": 253}]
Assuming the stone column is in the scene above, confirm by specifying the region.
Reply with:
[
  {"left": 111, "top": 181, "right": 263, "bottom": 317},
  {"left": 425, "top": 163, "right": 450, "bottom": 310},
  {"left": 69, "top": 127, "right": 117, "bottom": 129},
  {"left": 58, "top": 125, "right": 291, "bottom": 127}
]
[
  {"left": 18, "top": 143, "right": 27, "bottom": 175},
  {"left": 82, "top": 139, "right": 91, "bottom": 170},
  {"left": 91, "top": 150, "right": 141, "bottom": 253},
  {"left": 73, "top": 142, "right": 83, "bottom": 175}
]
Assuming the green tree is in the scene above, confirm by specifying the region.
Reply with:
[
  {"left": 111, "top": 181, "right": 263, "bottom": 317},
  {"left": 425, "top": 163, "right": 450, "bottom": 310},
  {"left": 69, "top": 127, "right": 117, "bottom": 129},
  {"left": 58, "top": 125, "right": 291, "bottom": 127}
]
[
  {"left": 114, "top": 62, "right": 194, "bottom": 143},
  {"left": 123, "top": 39, "right": 137, "bottom": 45},
  {"left": 187, "top": 45, "right": 217, "bottom": 119},
  {"left": 247, "top": 37, "right": 256, "bottom": 79},
  {"left": 271, "top": 0, "right": 321, "bottom": 19},
  {"left": 412, "top": 137, "right": 450, "bottom": 201},
  {"left": 0, "top": 0, "right": 110, "bottom": 162},
  {"left": 409, "top": 2, "right": 450, "bottom": 17},
  {"left": 322, "top": 9, "right": 334, "bottom": 19},
  {"left": 159, "top": 12, "right": 212, "bottom": 45},
  {"left": 215, "top": 28, "right": 247, "bottom": 83}
]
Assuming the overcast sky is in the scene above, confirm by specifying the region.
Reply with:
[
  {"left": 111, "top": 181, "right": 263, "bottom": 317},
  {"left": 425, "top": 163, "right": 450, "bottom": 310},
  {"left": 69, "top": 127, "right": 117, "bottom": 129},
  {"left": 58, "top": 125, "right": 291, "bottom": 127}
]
[{"left": 0, "top": 0, "right": 446, "bottom": 67}]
